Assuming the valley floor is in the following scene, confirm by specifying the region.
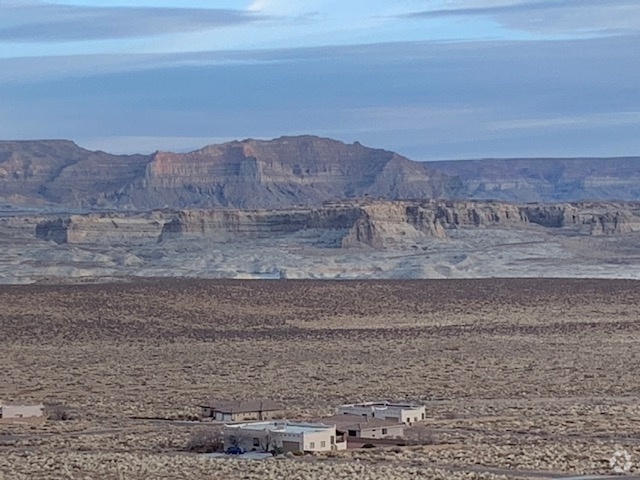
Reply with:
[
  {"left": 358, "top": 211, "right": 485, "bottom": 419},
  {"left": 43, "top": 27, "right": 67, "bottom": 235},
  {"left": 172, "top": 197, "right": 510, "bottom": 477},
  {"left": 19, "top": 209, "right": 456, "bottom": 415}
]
[{"left": 1, "top": 279, "right": 640, "bottom": 479}]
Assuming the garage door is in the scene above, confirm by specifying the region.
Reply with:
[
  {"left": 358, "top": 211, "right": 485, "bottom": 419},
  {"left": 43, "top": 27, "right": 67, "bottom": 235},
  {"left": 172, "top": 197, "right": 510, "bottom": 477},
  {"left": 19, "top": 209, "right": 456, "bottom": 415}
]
[{"left": 282, "top": 441, "right": 299, "bottom": 453}]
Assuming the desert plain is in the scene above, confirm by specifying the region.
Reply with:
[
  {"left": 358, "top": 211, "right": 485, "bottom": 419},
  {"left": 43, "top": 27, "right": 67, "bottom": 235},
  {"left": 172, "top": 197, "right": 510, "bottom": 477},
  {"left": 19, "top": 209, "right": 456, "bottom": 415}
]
[{"left": 1, "top": 278, "right": 640, "bottom": 479}]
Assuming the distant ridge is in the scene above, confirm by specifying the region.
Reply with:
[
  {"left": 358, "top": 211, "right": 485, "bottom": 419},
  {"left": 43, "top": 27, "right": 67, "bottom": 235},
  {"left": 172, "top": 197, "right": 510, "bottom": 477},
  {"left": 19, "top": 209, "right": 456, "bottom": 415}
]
[
  {"left": 0, "top": 136, "right": 639, "bottom": 209},
  {"left": 430, "top": 156, "right": 640, "bottom": 203},
  {"left": 0, "top": 136, "right": 454, "bottom": 209}
]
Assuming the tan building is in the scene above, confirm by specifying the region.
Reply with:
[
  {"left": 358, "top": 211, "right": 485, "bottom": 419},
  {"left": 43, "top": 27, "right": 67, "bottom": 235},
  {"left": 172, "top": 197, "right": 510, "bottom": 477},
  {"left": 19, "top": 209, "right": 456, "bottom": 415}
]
[
  {"left": 315, "top": 414, "right": 405, "bottom": 439},
  {"left": 224, "top": 421, "right": 347, "bottom": 453},
  {"left": 337, "top": 401, "right": 426, "bottom": 425},
  {"left": 200, "top": 399, "right": 285, "bottom": 422},
  {"left": 0, "top": 401, "right": 44, "bottom": 420}
]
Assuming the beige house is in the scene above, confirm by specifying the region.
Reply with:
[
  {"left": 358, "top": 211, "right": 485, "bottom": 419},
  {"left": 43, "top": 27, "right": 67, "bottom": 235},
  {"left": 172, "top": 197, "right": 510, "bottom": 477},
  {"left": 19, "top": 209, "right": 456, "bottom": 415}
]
[
  {"left": 315, "top": 414, "right": 405, "bottom": 439},
  {"left": 337, "top": 401, "right": 426, "bottom": 425},
  {"left": 224, "top": 421, "right": 347, "bottom": 453},
  {"left": 200, "top": 399, "right": 285, "bottom": 422},
  {"left": 0, "top": 401, "right": 44, "bottom": 421}
]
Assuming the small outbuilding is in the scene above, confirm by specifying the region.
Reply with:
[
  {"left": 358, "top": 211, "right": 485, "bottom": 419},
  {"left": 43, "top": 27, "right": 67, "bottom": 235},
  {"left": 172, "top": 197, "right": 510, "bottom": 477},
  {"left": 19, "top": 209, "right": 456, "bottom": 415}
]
[
  {"left": 200, "top": 399, "right": 285, "bottom": 422},
  {"left": 0, "top": 401, "right": 44, "bottom": 421}
]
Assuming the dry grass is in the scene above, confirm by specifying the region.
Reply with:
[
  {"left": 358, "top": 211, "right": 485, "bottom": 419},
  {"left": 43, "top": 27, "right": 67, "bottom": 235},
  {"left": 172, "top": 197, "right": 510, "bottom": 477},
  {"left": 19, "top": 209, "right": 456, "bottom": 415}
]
[{"left": 1, "top": 278, "right": 640, "bottom": 479}]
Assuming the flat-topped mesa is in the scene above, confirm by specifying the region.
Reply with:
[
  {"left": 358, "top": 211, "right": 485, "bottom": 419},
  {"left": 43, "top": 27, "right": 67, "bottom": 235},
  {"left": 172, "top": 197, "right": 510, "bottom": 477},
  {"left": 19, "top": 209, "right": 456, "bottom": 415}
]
[
  {"left": 139, "top": 136, "right": 453, "bottom": 209},
  {"left": 159, "top": 206, "right": 364, "bottom": 244},
  {"left": 36, "top": 212, "right": 170, "bottom": 245}
]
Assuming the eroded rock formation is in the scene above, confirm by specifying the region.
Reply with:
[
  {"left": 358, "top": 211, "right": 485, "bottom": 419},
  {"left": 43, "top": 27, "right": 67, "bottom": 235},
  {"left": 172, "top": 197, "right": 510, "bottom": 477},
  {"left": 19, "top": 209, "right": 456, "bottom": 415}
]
[{"left": 33, "top": 201, "right": 640, "bottom": 249}]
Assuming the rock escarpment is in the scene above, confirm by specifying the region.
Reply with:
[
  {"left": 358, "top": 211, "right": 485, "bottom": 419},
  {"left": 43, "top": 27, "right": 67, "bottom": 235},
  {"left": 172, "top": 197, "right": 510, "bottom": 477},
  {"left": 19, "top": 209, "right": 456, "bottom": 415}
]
[
  {"left": 4, "top": 137, "right": 640, "bottom": 209},
  {"left": 36, "top": 212, "right": 170, "bottom": 245},
  {"left": 0, "top": 136, "right": 455, "bottom": 209},
  {"left": 33, "top": 201, "right": 640, "bottom": 249},
  {"left": 135, "top": 136, "right": 454, "bottom": 208}
]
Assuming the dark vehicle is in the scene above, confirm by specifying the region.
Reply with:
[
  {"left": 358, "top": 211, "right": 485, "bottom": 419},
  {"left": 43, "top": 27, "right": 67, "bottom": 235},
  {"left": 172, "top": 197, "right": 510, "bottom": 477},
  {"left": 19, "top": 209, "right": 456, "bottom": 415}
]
[{"left": 225, "top": 446, "right": 246, "bottom": 455}]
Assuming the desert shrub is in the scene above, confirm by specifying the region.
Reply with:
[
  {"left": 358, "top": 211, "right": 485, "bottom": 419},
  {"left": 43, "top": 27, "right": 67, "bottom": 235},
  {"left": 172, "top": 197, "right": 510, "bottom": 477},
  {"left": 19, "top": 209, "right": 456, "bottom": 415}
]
[
  {"left": 185, "top": 428, "right": 224, "bottom": 453},
  {"left": 362, "top": 443, "right": 376, "bottom": 449},
  {"left": 406, "top": 426, "right": 438, "bottom": 445},
  {"left": 45, "top": 403, "right": 80, "bottom": 421}
]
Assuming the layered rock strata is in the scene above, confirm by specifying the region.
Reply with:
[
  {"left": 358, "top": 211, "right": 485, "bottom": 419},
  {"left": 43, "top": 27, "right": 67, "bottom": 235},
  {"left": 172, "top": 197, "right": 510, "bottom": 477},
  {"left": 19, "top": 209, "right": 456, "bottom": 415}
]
[{"left": 34, "top": 201, "right": 640, "bottom": 249}]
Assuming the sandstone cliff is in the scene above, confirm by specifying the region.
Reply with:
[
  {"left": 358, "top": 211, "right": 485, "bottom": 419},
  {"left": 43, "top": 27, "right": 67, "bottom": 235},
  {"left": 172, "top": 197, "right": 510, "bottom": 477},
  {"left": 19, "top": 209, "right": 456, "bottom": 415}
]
[
  {"left": 134, "top": 136, "right": 454, "bottom": 208},
  {"left": 0, "top": 136, "right": 455, "bottom": 209},
  {"left": 3, "top": 137, "right": 640, "bottom": 209},
  {"left": 36, "top": 212, "right": 169, "bottom": 245},
  {"left": 33, "top": 201, "right": 640, "bottom": 250},
  {"left": 0, "top": 140, "right": 150, "bottom": 206}
]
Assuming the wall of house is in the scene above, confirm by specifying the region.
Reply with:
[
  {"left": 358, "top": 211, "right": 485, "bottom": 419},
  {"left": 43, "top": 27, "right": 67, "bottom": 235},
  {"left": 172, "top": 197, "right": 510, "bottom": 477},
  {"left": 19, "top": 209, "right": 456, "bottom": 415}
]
[
  {"left": 338, "top": 405, "right": 425, "bottom": 425},
  {"left": 0, "top": 404, "right": 44, "bottom": 419},
  {"left": 224, "top": 426, "right": 341, "bottom": 453},
  {"left": 225, "top": 428, "right": 303, "bottom": 452},
  {"left": 302, "top": 430, "right": 336, "bottom": 452},
  {"left": 358, "top": 424, "right": 405, "bottom": 439},
  {"left": 213, "top": 410, "right": 285, "bottom": 422}
]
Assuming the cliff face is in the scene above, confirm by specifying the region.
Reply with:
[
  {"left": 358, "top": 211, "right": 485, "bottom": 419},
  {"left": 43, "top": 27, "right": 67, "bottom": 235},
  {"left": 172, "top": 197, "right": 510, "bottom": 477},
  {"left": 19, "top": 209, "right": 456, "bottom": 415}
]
[
  {"left": 3, "top": 137, "right": 640, "bottom": 209},
  {"left": 0, "top": 137, "right": 454, "bottom": 209},
  {"left": 36, "top": 212, "right": 169, "bottom": 245},
  {"left": 0, "top": 140, "right": 151, "bottom": 206},
  {"left": 136, "top": 136, "right": 454, "bottom": 208},
  {"left": 34, "top": 201, "right": 640, "bottom": 249}
]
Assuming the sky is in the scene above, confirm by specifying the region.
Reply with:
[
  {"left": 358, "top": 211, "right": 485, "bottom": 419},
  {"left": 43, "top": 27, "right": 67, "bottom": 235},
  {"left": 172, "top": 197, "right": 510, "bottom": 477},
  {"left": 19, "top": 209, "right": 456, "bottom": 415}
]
[{"left": 1, "top": 0, "right": 639, "bottom": 160}]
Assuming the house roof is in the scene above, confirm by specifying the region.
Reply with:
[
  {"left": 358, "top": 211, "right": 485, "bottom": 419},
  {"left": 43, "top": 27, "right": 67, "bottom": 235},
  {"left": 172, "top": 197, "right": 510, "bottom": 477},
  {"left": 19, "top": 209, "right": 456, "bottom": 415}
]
[
  {"left": 201, "top": 399, "right": 284, "bottom": 414},
  {"left": 226, "top": 421, "right": 332, "bottom": 434},
  {"left": 313, "top": 414, "right": 404, "bottom": 431},
  {"left": 339, "top": 401, "right": 424, "bottom": 410}
]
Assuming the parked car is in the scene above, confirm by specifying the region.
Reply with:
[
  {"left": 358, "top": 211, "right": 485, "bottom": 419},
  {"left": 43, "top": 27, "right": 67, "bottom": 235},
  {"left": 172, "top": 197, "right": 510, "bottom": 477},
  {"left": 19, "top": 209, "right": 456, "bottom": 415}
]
[{"left": 225, "top": 446, "right": 246, "bottom": 455}]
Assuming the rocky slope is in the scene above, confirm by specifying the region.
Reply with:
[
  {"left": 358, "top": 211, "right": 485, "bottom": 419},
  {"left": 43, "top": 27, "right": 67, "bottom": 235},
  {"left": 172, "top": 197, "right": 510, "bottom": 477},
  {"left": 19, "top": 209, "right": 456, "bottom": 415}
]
[{"left": 0, "top": 140, "right": 150, "bottom": 206}]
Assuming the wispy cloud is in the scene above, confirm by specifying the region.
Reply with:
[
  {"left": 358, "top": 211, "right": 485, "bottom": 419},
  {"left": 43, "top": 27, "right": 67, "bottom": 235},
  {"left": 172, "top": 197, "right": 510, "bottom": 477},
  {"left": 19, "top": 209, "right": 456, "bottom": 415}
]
[
  {"left": 401, "top": 0, "right": 640, "bottom": 36},
  {"left": 0, "top": 1, "right": 263, "bottom": 42},
  {"left": 490, "top": 112, "right": 640, "bottom": 131}
]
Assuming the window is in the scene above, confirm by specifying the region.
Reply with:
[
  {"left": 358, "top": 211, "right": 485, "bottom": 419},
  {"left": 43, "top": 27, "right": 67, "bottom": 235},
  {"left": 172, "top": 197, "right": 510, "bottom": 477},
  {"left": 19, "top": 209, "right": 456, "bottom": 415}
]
[
  {"left": 422, "top": 413, "right": 425, "bottom": 420},
  {"left": 253, "top": 437, "right": 260, "bottom": 447},
  {"left": 330, "top": 436, "right": 335, "bottom": 445},
  {"left": 414, "top": 417, "right": 418, "bottom": 422},
  {"left": 309, "top": 442, "right": 315, "bottom": 449},
  {"left": 348, "top": 430, "right": 357, "bottom": 437},
  {"left": 320, "top": 441, "right": 326, "bottom": 448},
  {"left": 382, "top": 428, "right": 388, "bottom": 435}
]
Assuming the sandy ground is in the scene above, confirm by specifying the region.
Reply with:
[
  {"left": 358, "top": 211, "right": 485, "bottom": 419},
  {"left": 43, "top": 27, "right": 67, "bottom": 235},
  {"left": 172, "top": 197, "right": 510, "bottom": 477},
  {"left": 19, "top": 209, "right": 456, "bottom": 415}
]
[{"left": 1, "top": 278, "right": 640, "bottom": 479}]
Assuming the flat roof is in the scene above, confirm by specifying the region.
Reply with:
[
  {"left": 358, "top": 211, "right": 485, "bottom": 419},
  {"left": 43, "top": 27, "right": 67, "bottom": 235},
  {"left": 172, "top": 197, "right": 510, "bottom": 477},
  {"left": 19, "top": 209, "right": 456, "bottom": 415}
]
[
  {"left": 340, "top": 401, "right": 423, "bottom": 409},
  {"left": 226, "top": 421, "right": 333, "bottom": 434},
  {"left": 314, "top": 414, "right": 403, "bottom": 430},
  {"left": 201, "top": 399, "right": 284, "bottom": 414}
]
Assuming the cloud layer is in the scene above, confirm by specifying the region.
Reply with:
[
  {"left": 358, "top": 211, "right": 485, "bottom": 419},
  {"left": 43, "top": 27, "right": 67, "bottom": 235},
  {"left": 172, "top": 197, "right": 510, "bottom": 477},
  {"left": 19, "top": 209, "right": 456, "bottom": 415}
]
[
  {"left": 402, "top": 0, "right": 640, "bottom": 35},
  {"left": 1, "top": 34, "right": 638, "bottom": 158},
  {"left": 0, "top": 2, "right": 261, "bottom": 42}
]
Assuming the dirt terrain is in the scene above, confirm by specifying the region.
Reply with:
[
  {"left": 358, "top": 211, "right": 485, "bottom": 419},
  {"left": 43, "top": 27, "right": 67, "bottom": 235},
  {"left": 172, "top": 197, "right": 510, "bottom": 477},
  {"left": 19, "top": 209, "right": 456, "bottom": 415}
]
[{"left": 1, "top": 278, "right": 640, "bottom": 479}]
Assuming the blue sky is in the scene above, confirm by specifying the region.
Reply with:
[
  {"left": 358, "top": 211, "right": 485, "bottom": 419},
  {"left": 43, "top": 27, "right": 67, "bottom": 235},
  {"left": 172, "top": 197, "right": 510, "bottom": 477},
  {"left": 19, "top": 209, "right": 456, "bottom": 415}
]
[{"left": 1, "top": 0, "right": 639, "bottom": 159}]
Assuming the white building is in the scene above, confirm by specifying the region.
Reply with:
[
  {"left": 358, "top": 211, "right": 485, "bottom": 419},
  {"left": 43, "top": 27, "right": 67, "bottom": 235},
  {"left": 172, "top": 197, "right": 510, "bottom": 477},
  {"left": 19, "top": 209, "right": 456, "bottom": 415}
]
[
  {"left": 337, "top": 401, "right": 426, "bottom": 425},
  {"left": 224, "top": 421, "right": 347, "bottom": 453},
  {"left": 0, "top": 401, "right": 44, "bottom": 420}
]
